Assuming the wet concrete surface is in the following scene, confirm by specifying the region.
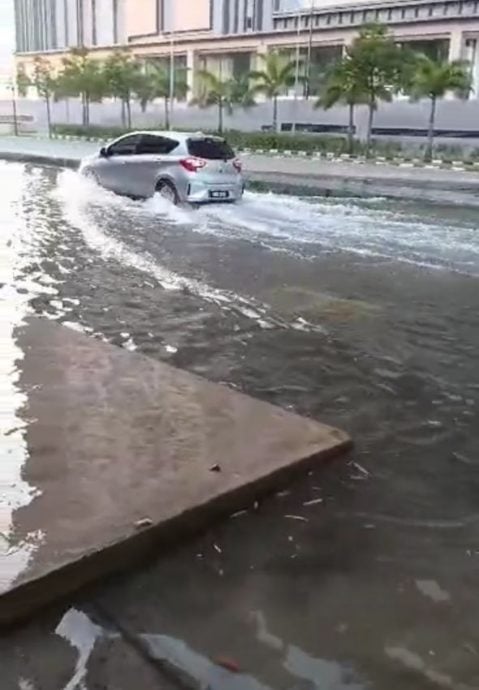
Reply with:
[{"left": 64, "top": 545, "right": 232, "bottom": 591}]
[
  {"left": 1, "top": 161, "right": 479, "bottom": 688},
  {"left": 0, "top": 317, "right": 347, "bottom": 625}
]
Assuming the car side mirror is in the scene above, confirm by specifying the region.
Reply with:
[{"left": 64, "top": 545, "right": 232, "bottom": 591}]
[{"left": 100, "top": 146, "right": 109, "bottom": 158}]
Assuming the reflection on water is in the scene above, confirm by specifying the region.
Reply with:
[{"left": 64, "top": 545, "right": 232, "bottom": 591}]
[
  {"left": 48, "top": 607, "right": 366, "bottom": 690},
  {"left": 0, "top": 164, "right": 43, "bottom": 591}
]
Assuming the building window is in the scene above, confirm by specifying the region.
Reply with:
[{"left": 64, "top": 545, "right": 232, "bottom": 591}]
[
  {"left": 387, "top": 8, "right": 393, "bottom": 19},
  {"left": 338, "top": 12, "right": 343, "bottom": 23},
  {"left": 458, "top": 1, "right": 463, "bottom": 12},
  {"left": 326, "top": 14, "right": 331, "bottom": 24},
  {"left": 91, "top": 0, "right": 97, "bottom": 45},
  {"left": 223, "top": 0, "right": 230, "bottom": 33},
  {"left": 401, "top": 7, "right": 406, "bottom": 18},
  {"left": 315, "top": 15, "right": 320, "bottom": 25},
  {"left": 414, "top": 6, "right": 419, "bottom": 16}
]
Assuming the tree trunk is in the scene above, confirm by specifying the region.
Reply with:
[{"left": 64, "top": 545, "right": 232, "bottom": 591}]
[
  {"left": 45, "top": 94, "right": 52, "bottom": 139},
  {"left": 164, "top": 97, "right": 170, "bottom": 130},
  {"left": 365, "top": 101, "right": 375, "bottom": 158},
  {"left": 218, "top": 99, "right": 224, "bottom": 134},
  {"left": 120, "top": 100, "right": 126, "bottom": 127},
  {"left": 273, "top": 96, "right": 278, "bottom": 132},
  {"left": 82, "top": 93, "right": 88, "bottom": 127},
  {"left": 126, "top": 98, "right": 132, "bottom": 129},
  {"left": 425, "top": 95, "right": 436, "bottom": 162},
  {"left": 85, "top": 94, "right": 90, "bottom": 127},
  {"left": 347, "top": 102, "right": 354, "bottom": 155}
]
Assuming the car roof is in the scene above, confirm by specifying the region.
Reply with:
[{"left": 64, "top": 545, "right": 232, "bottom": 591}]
[{"left": 119, "top": 130, "right": 226, "bottom": 142}]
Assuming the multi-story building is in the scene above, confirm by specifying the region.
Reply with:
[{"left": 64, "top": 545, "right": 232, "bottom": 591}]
[{"left": 13, "top": 0, "right": 479, "bottom": 97}]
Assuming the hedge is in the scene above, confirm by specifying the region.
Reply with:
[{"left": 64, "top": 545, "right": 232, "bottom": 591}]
[
  {"left": 51, "top": 123, "right": 397, "bottom": 157},
  {"left": 51, "top": 123, "right": 479, "bottom": 161}
]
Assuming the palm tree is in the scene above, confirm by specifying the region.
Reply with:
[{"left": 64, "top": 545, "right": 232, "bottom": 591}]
[
  {"left": 315, "top": 58, "right": 365, "bottom": 155},
  {"left": 191, "top": 69, "right": 255, "bottom": 133},
  {"left": 250, "top": 51, "right": 297, "bottom": 132},
  {"left": 139, "top": 63, "right": 189, "bottom": 130},
  {"left": 346, "top": 24, "right": 405, "bottom": 157},
  {"left": 408, "top": 56, "right": 471, "bottom": 161}
]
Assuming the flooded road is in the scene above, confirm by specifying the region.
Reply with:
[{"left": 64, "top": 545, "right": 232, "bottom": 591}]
[{"left": 1, "top": 160, "right": 479, "bottom": 689}]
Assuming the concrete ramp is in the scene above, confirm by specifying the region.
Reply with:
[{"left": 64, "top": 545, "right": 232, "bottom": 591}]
[{"left": 0, "top": 319, "right": 350, "bottom": 627}]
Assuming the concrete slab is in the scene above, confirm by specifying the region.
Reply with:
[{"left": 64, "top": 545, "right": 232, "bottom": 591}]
[{"left": 0, "top": 318, "right": 350, "bottom": 627}]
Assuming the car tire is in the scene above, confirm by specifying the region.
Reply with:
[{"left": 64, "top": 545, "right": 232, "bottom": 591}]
[{"left": 156, "top": 180, "right": 179, "bottom": 205}]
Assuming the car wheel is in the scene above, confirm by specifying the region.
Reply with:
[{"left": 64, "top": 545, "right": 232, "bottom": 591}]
[{"left": 156, "top": 180, "right": 179, "bottom": 205}]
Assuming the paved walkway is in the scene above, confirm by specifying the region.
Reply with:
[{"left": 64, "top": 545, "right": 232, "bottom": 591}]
[{"left": 2, "top": 135, "right": 479, "bottom": 202}]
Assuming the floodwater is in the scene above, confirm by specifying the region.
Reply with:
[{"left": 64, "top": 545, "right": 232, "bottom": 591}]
[{"left": 1, "top": 160, "right": 479, "bottom": 689}]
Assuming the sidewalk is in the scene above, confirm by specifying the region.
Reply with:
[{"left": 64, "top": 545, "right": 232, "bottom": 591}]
[{"left": 2, "top": 135, "right": 479, "bottom": 203}]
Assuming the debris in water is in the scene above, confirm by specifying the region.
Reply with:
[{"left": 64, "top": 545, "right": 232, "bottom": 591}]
[
  {"left": 351, "top": 461, "right": 370, "bottom": 477},
  {"left": 285, "top": 514, "right": 308, "bottom": 522},
  {"left": 209, "top": 464, "right": 221, "bottom": 473},
  {"left": 213, "top": 543, "right": 222, "bottom": 554},
  {"left": 134, "top": 518, "right": 153, "bottom": 529},
  {"left": 276, "top": 490, "right": 290, "bottom": 497},
  {"left": 231, "top": 510, "right": 248, "bottom": 519},
  {"left": 451, "top": 451, "right": 473, "bottom": 465},
  {"left": 165, "top": 345, "right": 178, "bottom": 354},
  {"left": 214, "top": 657, "right": 241, "bottom": 673},
  {"left": 303, "top": 498, "right": 324, "bottom": 507}
]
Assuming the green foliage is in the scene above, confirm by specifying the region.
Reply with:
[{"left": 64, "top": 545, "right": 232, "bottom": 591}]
[
  {"left": 16, "top": 58, "right": 59, "bottom": 136},
  {"left": 315, "top": 57, "right": 366, "bottom": 153},
  {"left": 408, "top": 56, "right": 471, "bottom": 101},
  {"left": 58, "top": 48, "right": 106, "bottom": 125},
  {"left": 345, "top": 23, "right": 407, "bottom": 156},
  {"left": 16, "top": 63, "right": 31, "bottom": 98},
  {"left": 250, "top": 51, "right": 297, "bottom": 131},
  {"left": 192, "top": 69, "right": 255, "bottom": 132},
  {"left": 103, "top": 51, "right": 143, "bottom": 128},
  {"left": 138, "top": 62, "right": 189, "bottom": 128},
  {"left": 406, "top": 55, "right": 471, "bottom": 160}
]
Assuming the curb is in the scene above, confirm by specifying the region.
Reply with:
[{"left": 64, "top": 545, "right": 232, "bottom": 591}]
[{"left": 22, "top": 134, "right": 477, "bottom": 173}]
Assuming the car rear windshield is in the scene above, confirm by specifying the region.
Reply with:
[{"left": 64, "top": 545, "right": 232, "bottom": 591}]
[{"left": 187, "top": 138, "right": 235, "bottom": 160}]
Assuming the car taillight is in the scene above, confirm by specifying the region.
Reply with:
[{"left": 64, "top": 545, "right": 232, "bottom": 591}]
[
  {"left": 233, "top": 159, "right": 242, "bottom": 172},
  {"left": 180, "top": 157, "right": 206, "bottom": 173}
]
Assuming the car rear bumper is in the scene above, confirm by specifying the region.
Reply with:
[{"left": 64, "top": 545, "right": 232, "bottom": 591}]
[{"left": 185, "top": 179, "right": 244, "bottom": 204}]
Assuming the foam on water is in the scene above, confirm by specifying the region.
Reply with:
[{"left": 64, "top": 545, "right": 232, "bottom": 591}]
[
  {"left": 54, "top": 171, "right": 324, "bottom": 332},
  {"left": 56, "top": 169, "right": 479, "bottom": 285}
]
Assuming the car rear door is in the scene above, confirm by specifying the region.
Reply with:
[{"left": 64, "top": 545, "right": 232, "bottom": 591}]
[
  {"left": 187, "top": 137, "right": 239, "bottom": 185},
  {"left": 135, "top": 134, "right": 181, "bottom": 196},
  {"left": 98, "top": 134, "right": 142, "bottom": 196}
]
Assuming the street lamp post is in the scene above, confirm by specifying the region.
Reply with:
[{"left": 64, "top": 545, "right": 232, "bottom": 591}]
[
  {"left": 292, "top": 4, "right": 302, "bottom": 134},
  {"left": 169, "top": 30, "right": 175, "bottom": 130},
  {"left": 305, "top": 0, "right": 314, "bottom": 99}
]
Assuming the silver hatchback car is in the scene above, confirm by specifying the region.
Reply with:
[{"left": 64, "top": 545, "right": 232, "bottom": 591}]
[{"left": 80, "top": 130, "right": 245, "bottom": 205}]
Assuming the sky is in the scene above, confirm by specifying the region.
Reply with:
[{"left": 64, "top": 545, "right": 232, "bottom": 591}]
[{"left": 0, "top": 0, "right": 14, "bottom": 75}]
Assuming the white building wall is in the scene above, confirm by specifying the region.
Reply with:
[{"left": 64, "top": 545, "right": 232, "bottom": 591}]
[
  {"left": 115, "top": 0, "right": 127, "bottom": 43},
  {"left": 65, "top": 0, "right": 78, "bottom": 46},
  {"left": 83, "top": 0, "right": 93, "bottom": 45},
  {"left": 55, "top": 0, "right": 67, "bottom": 47},
  {"left": 96, "top": 0, "right": 115, "bottom": 45}
]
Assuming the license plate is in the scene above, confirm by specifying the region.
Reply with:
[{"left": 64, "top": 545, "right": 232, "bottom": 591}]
[{"left": 209, "top": 190, "right": 229, "bottom": 199}]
